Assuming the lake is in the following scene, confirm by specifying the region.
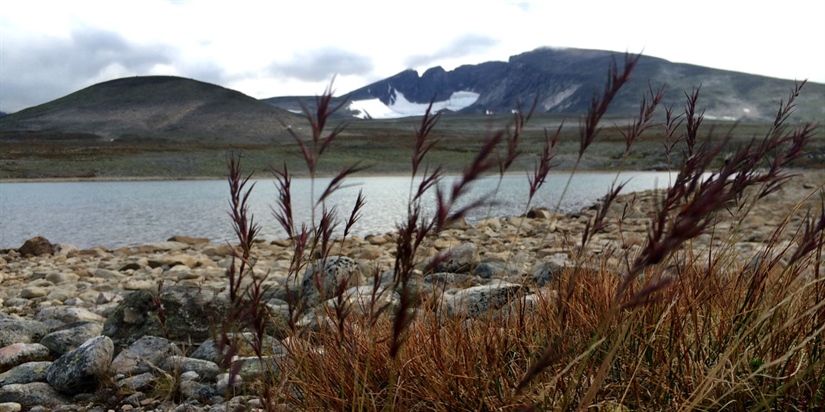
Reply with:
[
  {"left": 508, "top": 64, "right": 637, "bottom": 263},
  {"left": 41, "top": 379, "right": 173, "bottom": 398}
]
[{"left": 0, "top": 172, "right": 676, "bottom": 249}]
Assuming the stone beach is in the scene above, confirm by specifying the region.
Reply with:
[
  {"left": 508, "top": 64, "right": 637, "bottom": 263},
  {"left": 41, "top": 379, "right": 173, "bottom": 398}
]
[{"left": 0, "top": 171, "right": 822, "bottom": 411}]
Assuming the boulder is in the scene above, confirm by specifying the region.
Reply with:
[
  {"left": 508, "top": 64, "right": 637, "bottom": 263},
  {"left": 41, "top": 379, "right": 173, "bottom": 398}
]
[
  {"left": 17, "top": 237, "right": 54, "bottom": 257},
  {"left": 526, "top": 207, "right": 557, "bottom": 220},
  {"left": 531, "top": 259, "right": 566, "bottom": 286},
  {"left": 423, "top": 272, "right": 470, "bottom": 288},
  {"left": 102, "top": 285, "right": 229, "bottom": 351},
  {"left": 0, "top": 344, "right": 50, "bottom": 373},
  {"left": 0, "top": 361, "right": 51, "bottom": 386},
  {"left": 46, "top": 336, "right": 114, "bottom": 395},
  {"left": 110, "top": 336, "right": 182, "bottom": 376},
  {"left": 167, "top": 236, "right": 209, "bottom": 245},
  {"left": 0, "top": 383, "right": 70, "bottom": 409},
  {"left": 35, "top": 306, "right": 106, "bottom": 326},
  {"left": 473, "top": 262, "right": 520, "bottom": 279},
  {"left": 39, "top": 322, "right": 103, "bottom": 356},
  {"left": 229, "top": 355, "right": 281, "bottom": 381},
  {"left": 161, "top": 356, "right": 220, "bottom": 381},
  {"left": 300, "top": 257, "right": 361, "bottom": 307},
  {"left": 321, "top": 286, "right": 401, "bottom": 317},
  {"left": 178, "top": 380, "right": 221, "bottom": 405},
  {"left": 430, "top": 243, "right": 478, "bottom": 274},
  {"left": 189, "top": 333, "right": 285, "bottom": 365},
  {"left": 116, "top": 372, "right": 155, "bottom": 392},
  {"left": 0, "top": 319, "right": 49, "bottom": 348},
  {"left": 442, "top": 281, "right": 526, "bottom": 318}
]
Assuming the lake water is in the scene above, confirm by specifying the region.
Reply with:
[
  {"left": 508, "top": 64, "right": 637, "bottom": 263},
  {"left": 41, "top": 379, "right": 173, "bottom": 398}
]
[{"left": 0, "top": 172, "right": 676, "bottom": 249}]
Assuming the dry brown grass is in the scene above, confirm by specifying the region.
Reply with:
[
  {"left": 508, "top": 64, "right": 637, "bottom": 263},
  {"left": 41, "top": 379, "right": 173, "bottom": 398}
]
[{"left": 219, "top": 54, "right": 824, "bottom": 411}]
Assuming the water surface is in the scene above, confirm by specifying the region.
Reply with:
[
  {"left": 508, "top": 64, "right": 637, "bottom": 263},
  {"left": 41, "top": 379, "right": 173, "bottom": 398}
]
[{"left": 0, "top": 172, "right": 675, "bottom": 249}]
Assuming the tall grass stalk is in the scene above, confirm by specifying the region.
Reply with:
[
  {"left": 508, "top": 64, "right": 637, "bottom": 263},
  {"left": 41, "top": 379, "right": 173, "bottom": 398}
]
[{"left": 217, "top": 59, "right": 823, "bottom": 411}]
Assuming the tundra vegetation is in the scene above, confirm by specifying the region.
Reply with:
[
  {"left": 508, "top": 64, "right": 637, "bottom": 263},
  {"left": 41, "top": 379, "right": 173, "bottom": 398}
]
[{"left": 214, "top": 53, "right": 824, "bottom": 411}]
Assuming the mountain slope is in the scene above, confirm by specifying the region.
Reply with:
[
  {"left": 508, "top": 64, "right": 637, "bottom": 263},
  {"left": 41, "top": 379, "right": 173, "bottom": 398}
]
[
  {"left": 334, "top": 48, "right": 825, "bottom": 122},
  {"left": 0, "top": 76, "right": 301, "bottom": 143}
]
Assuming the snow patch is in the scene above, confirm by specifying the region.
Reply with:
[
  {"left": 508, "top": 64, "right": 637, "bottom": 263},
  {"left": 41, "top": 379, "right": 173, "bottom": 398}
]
[
  {"left": 542, "top": 85, "right": 580, "bottom": 110},
  {"left": 349, "top": 89, "right": 480, "bottom": 119},
  {"left": 704, "top": 115, "right": 738, "bottom": 121}
]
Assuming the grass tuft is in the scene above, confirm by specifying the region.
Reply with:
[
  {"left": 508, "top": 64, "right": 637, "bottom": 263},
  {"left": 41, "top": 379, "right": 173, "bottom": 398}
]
[{"left": 208, "top": 56, "right": 825, "bottom": 411}]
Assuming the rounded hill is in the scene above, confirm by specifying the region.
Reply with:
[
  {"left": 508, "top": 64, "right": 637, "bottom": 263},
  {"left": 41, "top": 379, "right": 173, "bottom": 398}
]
[{"left": 0, "top": 76, "right": 301, "bottom": 144}]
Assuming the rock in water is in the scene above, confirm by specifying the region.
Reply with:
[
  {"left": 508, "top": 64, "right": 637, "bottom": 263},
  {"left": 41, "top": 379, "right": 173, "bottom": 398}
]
[
  {"left": 18, "top": 237, "right": 54, "bottom": 257},
  {"left": 46, "top": 336, "right": 114, "bottom": 395}
]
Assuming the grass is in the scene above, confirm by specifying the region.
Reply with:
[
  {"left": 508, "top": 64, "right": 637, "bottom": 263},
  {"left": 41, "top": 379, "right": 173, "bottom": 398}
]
[
  {"left": 192, "top": 53, "right": 825, "bottom": 411},
  {"left": 2, "top": 114, "right": 823, "bottom": 180}
]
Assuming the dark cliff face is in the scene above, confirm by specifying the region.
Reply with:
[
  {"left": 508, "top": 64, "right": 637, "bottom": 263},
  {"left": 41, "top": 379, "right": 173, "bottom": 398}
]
[{"left": 340, "top": 47, "right": 825, "bottom": 121}]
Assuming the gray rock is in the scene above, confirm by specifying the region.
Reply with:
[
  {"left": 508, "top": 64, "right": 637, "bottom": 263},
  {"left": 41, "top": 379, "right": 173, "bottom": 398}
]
[
  {"left": 93, "top": 268, "right": 126, "bottom": 280},
  {"left": 46, "top": 336, "right": 114, "bottom": 394},
  {"left": 19, "top": 287, "right": 49, "bottom": 299},
  {"left": 423, "top": 272, "right": 470, "bottom": 287},
  {"left": 0, "top": 402, "right": 22, "bottom": 412},
  {"left": 40, "top": 322, "right": 103, "bottom": 356},
  {"left": 179, "top": 370, "right": 200, "bottom": 381},
  {"left": 498, "top": 290, "right": 558, "bottom": 322},
  {"left": 110, "top": 336, "right": 182, "bottom": 376},
  {"left": 230, "top": 355, "right": 281, "bottom": 381},
  {"left": 140, "top": 241, "right": 189, "bottom": 252},
  {"left": 0, "top": 344, "right": 50, "bottom": 373},
  {"left": 161, "top": 356, "right": 220, "bottom": 381},
  {"left": 216, "top": 372, "right": 243, "bottom": 396},
  {"left": 322, "top": 285, "right": 400, "bottom": 317},
  {"left": 44, "top": 273, "right": 79, "bottom": 285},
  {"left": 0, "top": 383, "right": 70, "bottom": 409},
  {"left": 102, "top": 285, "right": 229, "bottom": 351},
  {"left": 35, "top": 306, "right": 105, "bottom": 329},
  {"left": 0, "top": 362, "right": 51, "bottom": 386},
  {"left": 0, "top": 318, "right": 49, "bottom": 348},
  {"left": 300, "top": 257, "right": 360, "bottom": 307},
  {"left": 531, "top": 260, "right": 565, "bottom": 286},
  {"left": 474, "top": 262, "right": 520, "bottom": 279},
  {"left": 178, "top": 380, "right": 220, "bottom": 405},
  {"left": 117, "top": 372, "right": 155, "bottom": 392},
  {"left": 190, "top": 333, "right": 285, "bottom": 365},
  {"left": 443, "top": 282, "right": 525, "bottom": 318},
  {"left": 431, "top": 243, "right": 478, "bottom": 274},
  {"left": 17, "top": 237, "right": 55, "bottom": 257}
]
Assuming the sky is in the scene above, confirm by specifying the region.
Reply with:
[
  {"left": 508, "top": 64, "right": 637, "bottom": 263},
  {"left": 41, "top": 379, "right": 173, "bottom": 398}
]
[{"left": 1, "top": 0, "right": 824, "bottom": 114}]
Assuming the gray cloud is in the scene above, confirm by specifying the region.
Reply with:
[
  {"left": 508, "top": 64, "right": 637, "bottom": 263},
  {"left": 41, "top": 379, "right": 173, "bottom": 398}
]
[
  {"left": 269, "top": 48, "right": 373, "bottom": 82},
  {"left": 404, "top": 34, "right": 499, "bottom": 68},
  {"left": 0, "top": 27, "right": 177, "bottom": 112}
]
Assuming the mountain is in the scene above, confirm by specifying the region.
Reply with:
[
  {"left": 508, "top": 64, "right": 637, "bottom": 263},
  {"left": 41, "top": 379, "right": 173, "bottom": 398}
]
[
  {"left": 268, "top": 48, "right": 825, "bottom": 122},
  {"left": 0, "top": 76, "right": 301, "bottom": 143}
]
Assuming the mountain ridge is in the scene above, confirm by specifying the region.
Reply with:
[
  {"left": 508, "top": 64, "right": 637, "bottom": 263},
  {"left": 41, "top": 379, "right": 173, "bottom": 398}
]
[
  {"left": 330, "top": 47, "right": 825, "bottom": 121},
  {"left": 2, "top": 47, "right": 823, "bottom": 145}
]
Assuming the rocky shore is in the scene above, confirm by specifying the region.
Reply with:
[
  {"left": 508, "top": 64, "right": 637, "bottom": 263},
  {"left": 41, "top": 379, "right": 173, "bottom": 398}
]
[{"left": 1, "top": 171, "right": 822, "bottom": 412}]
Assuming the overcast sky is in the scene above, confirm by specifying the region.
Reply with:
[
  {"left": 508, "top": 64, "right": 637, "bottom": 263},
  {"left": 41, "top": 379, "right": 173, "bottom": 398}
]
[{"left": 1, "top": 0, "right": 823, "bottom": 113}]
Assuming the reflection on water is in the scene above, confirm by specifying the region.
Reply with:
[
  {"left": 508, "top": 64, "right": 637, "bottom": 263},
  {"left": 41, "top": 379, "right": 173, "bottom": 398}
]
[{"left": 0, "top": 172, "right": 676, "bottom": 249}]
